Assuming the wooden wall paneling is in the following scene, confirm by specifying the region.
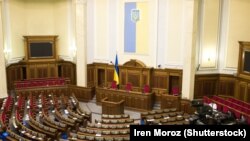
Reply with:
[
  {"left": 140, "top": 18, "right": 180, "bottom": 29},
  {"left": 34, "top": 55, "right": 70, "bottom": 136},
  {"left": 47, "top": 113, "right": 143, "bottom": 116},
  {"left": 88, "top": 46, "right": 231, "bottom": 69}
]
[
  {"left": 194, "top": 74, "right": 218, "bottom": 98},
  {"left": 106, "top": 69, "right": 114, "bottom": 82},
  {"left": 36, "top": 64, "right": 48, "bottom": 78},
  {"left": 120, "top": 70, "right": 127, "bottom": 86},
  {"left": 94, "top": 63, "right": 106, "bottom": 87},
  {"left": 87, "top": 64, "right": 95, "bottom": 87},
  {"left": 7, "top": 67, "right": 17, "bottom": 90},
  {"left": 151, "top": 69, "right": 168, "bottom": 102},
  {"left": 152, "top": 69, "right": 168, "bottom": 89},
  {"left": 127, "top": 70, "right": 140, "bottom": 88},
  {"left": 49, "top": 63, "right": 58, "bottom": 78},
  {"left": 142, "top": 74, "right": 148, "bottom": 87},
  {"left": 246, "top": 84, "right": 250, "bottom": 103},
  {"left": 203, "top": 78, "right": 217, "bottom": 96},
  {"left": 238, "top": 81, "right": 247, "bottom": 101},
  {"left": 218, "top": 76, "right": 236, "bottom": 97},
  {"left": 28, "top": 64, "right": 36, "bottom": 79},
  {"left": 168, "top": 69, "right": 182, "bottom": 95},
  {"left": 60, "top": 62, "right": 76, "bottom": 84}
]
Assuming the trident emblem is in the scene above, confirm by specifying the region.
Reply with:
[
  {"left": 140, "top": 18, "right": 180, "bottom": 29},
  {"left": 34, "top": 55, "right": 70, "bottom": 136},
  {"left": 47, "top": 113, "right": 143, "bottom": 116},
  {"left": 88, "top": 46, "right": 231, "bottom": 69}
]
[{"left": 131, "top": 9, "right": 140, "bottom": 23}]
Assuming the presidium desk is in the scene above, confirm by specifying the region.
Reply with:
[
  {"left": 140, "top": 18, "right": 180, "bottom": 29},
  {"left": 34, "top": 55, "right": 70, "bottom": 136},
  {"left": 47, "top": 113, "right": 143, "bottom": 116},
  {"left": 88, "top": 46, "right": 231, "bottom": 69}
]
[{"left": 96, "top": 87, "right": 153, "bottom": 111}]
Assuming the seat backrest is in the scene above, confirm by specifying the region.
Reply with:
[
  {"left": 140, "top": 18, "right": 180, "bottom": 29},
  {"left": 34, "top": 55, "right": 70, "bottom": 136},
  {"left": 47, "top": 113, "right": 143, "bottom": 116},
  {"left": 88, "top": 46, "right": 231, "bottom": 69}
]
[
  {"left": 172, "top": 87, "right": 179, "bottom": 96},
  {"left": 143, "top": 85, "right": 150, "bottom": 93},
  {"left": 126, "top": 83, "right": 132, "bottom": 91},
  {"left": 111, "top": 81, "right": 117, "bottom": 89}
]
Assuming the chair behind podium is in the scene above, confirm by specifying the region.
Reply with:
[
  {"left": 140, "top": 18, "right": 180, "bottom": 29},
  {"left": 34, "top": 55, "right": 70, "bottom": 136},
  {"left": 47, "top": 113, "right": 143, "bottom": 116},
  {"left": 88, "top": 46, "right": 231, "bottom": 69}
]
[
  {"left": 171, "top": 86, "right": 180, "bottom": 96},
  {"left": 125, "top": 83, "right": 132, "bottom": 91},
  {"left": 111, "top": 81, "right": 117, "bottom": 89},
  {"left": 143, "top": 84, "right": 150, "bottom": 93}
]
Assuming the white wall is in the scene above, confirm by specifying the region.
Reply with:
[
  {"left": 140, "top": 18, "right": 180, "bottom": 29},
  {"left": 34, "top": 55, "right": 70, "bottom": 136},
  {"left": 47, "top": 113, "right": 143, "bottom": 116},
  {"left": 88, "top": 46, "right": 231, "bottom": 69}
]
[
  {"left": 87, "top": 0, "right": 190, "bottom": 68},
  {"left": 8, "top": 0, "right": 26, "bottom": 59},
  {"left": 198, "top": 0, "right": 220, "bottom": 69},
  {"left": 0, "top": 0, "right": 8, "bottom": 98},
  {"left": 86, "top": 0, "right": 197, "bottom": 99},
  {"left": 4, "top": 0, "right": 74, "bottom": 63},
  {"left": 197, "top": 0, "right": 250, "bottom": 74},
  {"left": 54, "top": 0, "right": 72, "bottom": 58},
  {"left": 165, "top": 0, "right": 184, "bottom": 69},
  {"left": 225, "top": 0, "right": 250, "bottom": 69}
]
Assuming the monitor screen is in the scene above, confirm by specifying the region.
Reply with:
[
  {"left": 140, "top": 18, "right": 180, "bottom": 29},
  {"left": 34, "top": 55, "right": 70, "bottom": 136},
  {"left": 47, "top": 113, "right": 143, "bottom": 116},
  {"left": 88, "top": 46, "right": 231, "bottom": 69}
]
[
  {"left": 29, "top": 42, "right": 53, "bottom": 58},
  {"left": 243, "top": 51, "right": 250, "bottom": 73}
]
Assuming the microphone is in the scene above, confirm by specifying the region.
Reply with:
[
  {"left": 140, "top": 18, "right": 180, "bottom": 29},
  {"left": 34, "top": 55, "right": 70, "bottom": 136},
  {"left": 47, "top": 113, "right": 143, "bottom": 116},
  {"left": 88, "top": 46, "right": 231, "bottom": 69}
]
[{"left": 110, "top": 61, "right": 114, "bottom": 64}]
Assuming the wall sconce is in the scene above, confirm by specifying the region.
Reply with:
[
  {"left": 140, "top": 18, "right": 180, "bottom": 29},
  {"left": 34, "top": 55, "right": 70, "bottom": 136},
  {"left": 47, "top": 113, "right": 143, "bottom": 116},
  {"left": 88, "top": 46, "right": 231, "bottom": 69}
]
[{"left": 3, "top": 48, "right": 11, "bottom": 60}]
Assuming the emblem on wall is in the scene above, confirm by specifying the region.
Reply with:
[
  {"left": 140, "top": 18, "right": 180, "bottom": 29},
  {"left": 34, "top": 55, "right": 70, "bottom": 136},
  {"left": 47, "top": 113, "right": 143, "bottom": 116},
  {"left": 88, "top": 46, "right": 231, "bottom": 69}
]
[{"left": 131, "top": 9, "right": 140, "bottom": 22}]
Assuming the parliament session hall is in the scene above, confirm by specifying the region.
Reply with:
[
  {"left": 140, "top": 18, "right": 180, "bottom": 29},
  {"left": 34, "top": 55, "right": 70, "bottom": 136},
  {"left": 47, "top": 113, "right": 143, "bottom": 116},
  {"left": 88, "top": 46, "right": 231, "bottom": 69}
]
[{"left": 0, "top": 0, "right": 249, "bottom": 140}]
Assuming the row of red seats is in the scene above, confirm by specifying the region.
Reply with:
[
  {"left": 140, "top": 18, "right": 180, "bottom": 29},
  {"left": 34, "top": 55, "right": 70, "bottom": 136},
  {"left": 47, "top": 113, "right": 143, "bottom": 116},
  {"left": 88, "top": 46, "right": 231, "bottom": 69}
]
[
  {"left": 42, "top": 95, "right": 49, "bottom": 108},
  {"left": 1, "top": 113, "right": 8, "bottom": 126},
  {"left": 29, "top": 110, "right": 36, "bottom": 119},
  {"left": 111, "top": 81, "right": 180, "bottom": 95},
  {"left": 212, "top": 96, "right": 250, "bottom": 115},
  {"left": 15, "top": 110, "right": 23, "bottom": 122},
  {"left": 203, "top": 96, "right": 250, "bottom": 124},
  {"left": 3, "top": 96, "right": 14, "bottom": 113},
  {"left": 17, "top": 96, "right": 25, "bottom": 111},
  {"left": 16, "top": 80, "right": 66, "bottom": 89},
  {"left": 29, "top": 95, "right": 37, "bottom": 110},
  {"left": 227, "top": 97, "right": 250, "bottom": 109},
  {"left": 111, "top": 81, "right": 151, "bottom": 93}
]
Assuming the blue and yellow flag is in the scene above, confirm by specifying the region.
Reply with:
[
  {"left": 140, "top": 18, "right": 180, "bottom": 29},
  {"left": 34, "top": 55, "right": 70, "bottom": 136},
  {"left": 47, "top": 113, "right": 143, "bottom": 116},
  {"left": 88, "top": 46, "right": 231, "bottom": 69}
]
[
  {"left": 124, "top": 2, "right": 149, "bottom": 54},
  {"left": 114, "top": 54, "right": 119, "bottom": 85}
]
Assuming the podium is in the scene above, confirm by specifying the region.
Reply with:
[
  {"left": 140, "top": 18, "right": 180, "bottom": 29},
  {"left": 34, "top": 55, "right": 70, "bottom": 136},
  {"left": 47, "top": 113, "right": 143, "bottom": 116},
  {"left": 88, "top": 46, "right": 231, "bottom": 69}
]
[
  {"left": 101, "top": 97, "right": 125, "bottom": 115},
  {"left": 161, "top": 94, "right": 181, "bottom": 110}
]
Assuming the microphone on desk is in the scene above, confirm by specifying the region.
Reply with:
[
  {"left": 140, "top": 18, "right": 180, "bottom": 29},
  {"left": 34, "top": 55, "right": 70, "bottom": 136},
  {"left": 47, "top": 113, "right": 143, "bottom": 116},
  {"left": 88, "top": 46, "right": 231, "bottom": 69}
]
[{"left": 110, "top": 61, "right": 114, "bottom": 65}]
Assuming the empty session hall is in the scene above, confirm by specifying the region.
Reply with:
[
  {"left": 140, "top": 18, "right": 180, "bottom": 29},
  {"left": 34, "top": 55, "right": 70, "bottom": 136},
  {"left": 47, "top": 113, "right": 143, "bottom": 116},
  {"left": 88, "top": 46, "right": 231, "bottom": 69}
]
[{"left": 0, "top": 0, "right": 249, "bottom": 140}]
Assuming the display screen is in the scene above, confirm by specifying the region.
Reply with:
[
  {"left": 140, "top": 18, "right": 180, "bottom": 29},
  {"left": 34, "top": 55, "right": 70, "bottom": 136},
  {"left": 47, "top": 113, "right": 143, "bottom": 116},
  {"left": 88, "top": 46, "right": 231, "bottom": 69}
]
[
  {"left": 243, "top": 51, "right": 250, "bottom": 73},
  {"left": 29, "top": 42, "right": 53, "bottom": 58}
]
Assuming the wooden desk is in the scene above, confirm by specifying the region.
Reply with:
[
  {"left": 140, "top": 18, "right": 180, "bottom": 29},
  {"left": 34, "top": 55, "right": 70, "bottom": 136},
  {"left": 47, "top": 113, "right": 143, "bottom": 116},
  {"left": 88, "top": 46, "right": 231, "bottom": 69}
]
[
  {"left": 16, "top": 85, "right": 95, "bottom": 102},
  {"left": 161, "top": 94, "right": 181, "bottom": 110},
  {"left": 102, "top": 97, "right": 124, "bottom": 115},
  {"left": 96, "top": 87, "right": 153, "bottom": 111}
]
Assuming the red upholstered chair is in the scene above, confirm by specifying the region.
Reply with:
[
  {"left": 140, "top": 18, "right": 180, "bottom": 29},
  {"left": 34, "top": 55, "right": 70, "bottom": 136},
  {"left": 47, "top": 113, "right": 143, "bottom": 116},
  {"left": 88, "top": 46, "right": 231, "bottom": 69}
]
[
  {"left": 171, "top": 87, "right": 179, "bottom": 96},
  {"left": 233, "top": 109, "right": 241, "bottom": 119},
  {"left": 126, "top": 83, "right": 132, "bottom": 91},
  {"left": 143, "top": 85, "right": 150, "bottom": 93},
  {"left": 111, "top": 81, "right": 117, "bottom": 89},
  {"left": 222, "top": 106, "right": 229, "bottom": 113}
]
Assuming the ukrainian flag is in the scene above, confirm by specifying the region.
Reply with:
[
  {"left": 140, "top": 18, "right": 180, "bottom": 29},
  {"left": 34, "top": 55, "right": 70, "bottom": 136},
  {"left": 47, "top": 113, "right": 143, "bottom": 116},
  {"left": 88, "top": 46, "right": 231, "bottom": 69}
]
[
  {"left": 114, "top": 54, "right": 119, "bottom": 85},
  {"left": 124, "top": 2, "right": 149, "bottom": 54}
]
